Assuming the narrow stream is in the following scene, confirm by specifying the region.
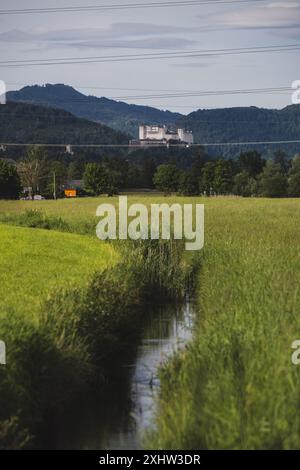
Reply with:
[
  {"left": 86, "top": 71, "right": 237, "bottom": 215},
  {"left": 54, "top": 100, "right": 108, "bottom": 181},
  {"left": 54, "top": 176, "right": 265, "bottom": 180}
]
[{"left": 55, "top": 297, "right": 195, "bottom": 450}]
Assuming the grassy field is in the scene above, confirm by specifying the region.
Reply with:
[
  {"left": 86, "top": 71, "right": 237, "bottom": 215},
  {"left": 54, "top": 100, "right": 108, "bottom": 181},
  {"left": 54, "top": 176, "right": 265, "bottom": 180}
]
[
  {"left": 151, "top": 197, "right": 300, "bottom": 450},
  {"left": 0, "top": 195, "right": 187, "bottom": 235},
  {"left": 0, "top": 196, "right": 193, "bottom": 448},
  {"left": 1, "top": 196, "right": 300, "bottom": 449},
  {"left": 0, "top": 196, "right": 165, "bottom": 221},
  {"left": 0, "top": 219, "right": 120, "bottom": 448},
  {"left": 0, "top": 224, "right": 117, "bottom": 321}
]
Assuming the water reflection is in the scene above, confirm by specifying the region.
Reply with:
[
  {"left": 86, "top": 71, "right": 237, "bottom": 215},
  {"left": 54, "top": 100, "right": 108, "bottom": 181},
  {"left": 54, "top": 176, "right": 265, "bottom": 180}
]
[{"left": 55, "top": 298, "right": 195, "bottom": 450}]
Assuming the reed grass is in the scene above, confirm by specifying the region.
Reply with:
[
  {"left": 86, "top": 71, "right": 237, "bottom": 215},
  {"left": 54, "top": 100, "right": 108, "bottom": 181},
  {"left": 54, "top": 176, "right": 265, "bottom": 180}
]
[{"left": 151, "top": 198, "right": 300, "bottom": 450}]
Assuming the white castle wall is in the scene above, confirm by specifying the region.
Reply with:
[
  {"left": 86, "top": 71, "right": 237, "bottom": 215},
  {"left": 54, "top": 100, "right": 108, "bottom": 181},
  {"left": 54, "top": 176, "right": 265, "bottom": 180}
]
[{"left": 139, "top": 125, "right": 193, "bottom": 144}]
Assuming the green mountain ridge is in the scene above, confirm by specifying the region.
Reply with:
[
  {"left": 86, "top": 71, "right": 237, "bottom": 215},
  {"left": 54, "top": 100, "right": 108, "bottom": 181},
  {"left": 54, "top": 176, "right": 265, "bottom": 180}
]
[
  {"left": 0, "top": 101, "right": 129, "bottom": 160},
  {"left": 7, "top": 84, "right": 181, "bottom": 137},
  {"left": 178, "top": 105, "right": 300, "bottom": 158},
  {"left": 5, "top": 83, "right": 300, "bottom": 159}
]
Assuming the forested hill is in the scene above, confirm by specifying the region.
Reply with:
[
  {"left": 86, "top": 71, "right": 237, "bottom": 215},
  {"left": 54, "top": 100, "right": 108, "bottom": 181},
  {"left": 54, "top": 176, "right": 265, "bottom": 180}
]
[
  {"left": 0, "top": 101, "right": 129, "bottom": 144},
  {"left": 5, "top": 84, "right": 300, "bottom": 159},
  {"left": 7, "top": 84, "right": 182, "bottom": 137},
  {"left": 178, "top": 105, "right": 300, "bottom": 158},
  {"left": 0, "top": 101, "right": 129, "bottom": 160}
]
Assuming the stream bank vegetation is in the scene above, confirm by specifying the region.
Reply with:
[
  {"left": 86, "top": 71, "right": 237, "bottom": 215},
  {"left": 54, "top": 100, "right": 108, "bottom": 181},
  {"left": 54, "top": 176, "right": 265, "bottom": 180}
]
[
  {"left": 0, "top": 212, "right": 196, "bottom": 449},
  {"left": 3, "top": 196, "right": 300, "bottom": 450},
  {"left": 150, "top": 197, "right": 300, "bottom": 450}
]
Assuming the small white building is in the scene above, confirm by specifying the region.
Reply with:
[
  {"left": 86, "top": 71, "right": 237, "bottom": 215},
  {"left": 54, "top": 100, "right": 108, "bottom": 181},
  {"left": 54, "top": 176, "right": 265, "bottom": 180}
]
[{"left": 134, "top": 124, "right": 193, "bottom": 146}]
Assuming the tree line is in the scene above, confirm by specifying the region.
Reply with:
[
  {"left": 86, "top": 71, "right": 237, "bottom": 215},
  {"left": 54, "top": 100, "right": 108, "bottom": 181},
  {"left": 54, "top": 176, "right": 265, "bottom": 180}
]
[
  {"left": 0, "top": 146, "right": 158, "bottom": 199},
  {"left": 0, "top": 146, "right": 300, "bottom": 199},
  {"left": 153, "top": 150, "right": 300, "bottom": 197}
]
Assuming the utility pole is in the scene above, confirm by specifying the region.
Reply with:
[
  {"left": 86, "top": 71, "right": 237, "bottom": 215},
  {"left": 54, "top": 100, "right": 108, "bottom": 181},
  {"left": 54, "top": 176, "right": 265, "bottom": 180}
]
[{"left": 53, "top": 171, "right": 56, "bottom": 200}]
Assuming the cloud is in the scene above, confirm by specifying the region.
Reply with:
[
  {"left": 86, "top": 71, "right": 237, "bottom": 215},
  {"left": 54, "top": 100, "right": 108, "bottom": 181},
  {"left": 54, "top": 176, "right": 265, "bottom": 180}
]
[
  {"left": 0, "top": 22, "right": 200, "bottom": 51},
  {"left": 108, "top": 23, "right": 198, "bottom": 37},
  {"left": 0, "top": 22, "right": 199, "bottom": 42},
  {"left": 68, "top": 37, "right": 195, "bottom": 50},
  {"left": 170, "top": 61, "right": 214, "bottom": 68},
  {"left": 0, "top": 29, "right": 33, "bottom": 42},
  {"left": 203, "top": 1, "right": 300, "bottom": 36}
]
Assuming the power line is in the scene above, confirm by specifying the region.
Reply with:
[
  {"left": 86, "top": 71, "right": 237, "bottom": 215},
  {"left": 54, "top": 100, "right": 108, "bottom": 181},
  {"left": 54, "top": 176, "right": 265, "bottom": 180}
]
[
  {"left": 5, "top": 44, "right": 296, "bottom": 64},
  {"left": 0, "top": 0, "right": 266, "bottom": 15},
  {"left": 0, "top": 114, "right": 296, "bottom": 124},
  {"left": 5, "top": 81, "right": 205, "bottom": 94},
  {"left": 1, "top": 140, "right": 300, "bottom": 148},
  {"left": 108, "top": 86, "right": 292, "bottom": 100},
  {"left": 1, "top": 44, "right": 299, "bottom": 67},
  {"left": 3, "top": 82, "right": 293, "bottom": 110},
  {"left": 1, "top": 84, "right": 295, "bottom": 118},
  {"left": 61, "top": 86, "right": 294, "bottom": 101},
  {"left": 5, "top": 84, "right": 293, "bottom": 99},
  {"left": 4, "top": 85, "right": 293, "bottom": 104},
  {"left": 6, "top": 81, "right": 286, "bottom": 95}
]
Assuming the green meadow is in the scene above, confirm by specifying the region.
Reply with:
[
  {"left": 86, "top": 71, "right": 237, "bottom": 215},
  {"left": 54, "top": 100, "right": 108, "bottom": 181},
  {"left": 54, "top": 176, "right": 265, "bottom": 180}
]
[
  {"left": 0, "top": 196, "right": 193, "bottom": 448},
  {"left": 151, "top": 197, "right": 300, "bottom": 450},
  {"left": 0, "top": 224, "right": 117, "bottom": 321},
  {"left": 1, "top": 196, "right": 300, "bottom": 449}
]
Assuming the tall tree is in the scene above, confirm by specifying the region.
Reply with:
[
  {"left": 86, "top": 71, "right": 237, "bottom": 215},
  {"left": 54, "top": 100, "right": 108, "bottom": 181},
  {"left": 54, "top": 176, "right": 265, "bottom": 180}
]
[
  {"left": 213, "top": 160, "right": 233, "bottom": 195},
  {"left": 0, "top": 160, "right": 21, "bottom": 199},
  {"left": 288, "top": 154, "right": 300, "bottom": 197},
  {"left": 67, "top": 160, "right": 85, "bottom": 180},
  {"left": 126, "top": 165, "right": 144, "bottom": 188},
  {"left": 143, "top": 158, "right": 157, "bottom": 188},
  {"left": 238, "top": 151, "right": 265, "bottom": 177},
  {"left": 83, "top": 163, "right": 118, "bottom": 196},
  {"left": 190, "top": 150, "right": 205, "bottom": 179},
  {"left": 258, "top": 161, "right": 288, "bottom": 197},
  {"left": 178, "top": 171, "right": 199, "bottom": 196},
  {"left": 17, "top": 147, "right": 48, "bottom": 198},
  {"left": 200, "top": 162, "right": 215, "bottom": 195},
  {"left": 103, "top": 156, "right": 128, "bottom": 189},
  {"left": 153, "top": 164, "right": 179, "bottom": 194},
  {"left": 273, "top": 150, "right": 290, "bottom": 174},
  {"left": 233, "top": 171, "right": 253, "bottom": 197}
]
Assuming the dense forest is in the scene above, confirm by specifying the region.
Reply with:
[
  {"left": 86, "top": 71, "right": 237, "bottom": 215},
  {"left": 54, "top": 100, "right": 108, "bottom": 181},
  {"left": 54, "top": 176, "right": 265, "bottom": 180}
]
[
  {"left": 7, "top": 84, "right": 181, "bottom": 137},
  {"left": 178, "top": 105, "right": 300, "bottom": 158},
  {"left": 0, "top": 101, "right": 129, "bottom": 161},
  {"left": 0, "top": 101, "right": 129, "bottom": 144}
]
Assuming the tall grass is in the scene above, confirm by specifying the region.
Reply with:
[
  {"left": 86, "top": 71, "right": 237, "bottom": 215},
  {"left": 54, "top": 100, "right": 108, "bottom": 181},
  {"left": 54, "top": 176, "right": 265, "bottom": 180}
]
[
  {"left": 8, "top": 196, "right": 300, "bottom": 449},
  {"left": 150, "top": 198, "right": 300, "bottom": 450},
  {"left": 0, "top": 220, "right": 193, "bottom": 448},
  {"left": 0, "top": 209, "right": 95, "bottom": 235}
]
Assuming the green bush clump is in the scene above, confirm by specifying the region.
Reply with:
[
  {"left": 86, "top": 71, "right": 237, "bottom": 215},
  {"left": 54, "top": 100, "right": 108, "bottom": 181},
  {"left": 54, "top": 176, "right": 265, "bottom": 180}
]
[{"left": 0, "top": 209, "right": 71, "bottom": 232}]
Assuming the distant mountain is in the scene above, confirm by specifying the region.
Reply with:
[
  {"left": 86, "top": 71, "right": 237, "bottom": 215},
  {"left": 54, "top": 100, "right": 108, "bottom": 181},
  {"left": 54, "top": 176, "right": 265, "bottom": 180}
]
[
  {"left": 7, "top": 84, "right": 182, "bottom": 137},
  {"left": 6, "top": 84, "right": 300, "bottom": 159},
  {"left": 178, "top": 105, "right": 300, "bottom": 158},
  {"left": 0, "top": 101, "right": 129, "bottom": 160}
]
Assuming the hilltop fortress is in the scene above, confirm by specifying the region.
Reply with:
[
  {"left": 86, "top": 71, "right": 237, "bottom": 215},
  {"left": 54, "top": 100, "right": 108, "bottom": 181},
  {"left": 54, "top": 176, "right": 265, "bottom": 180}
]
[{"left": 131, "top": 124, "right": 193, "bottom": 146}]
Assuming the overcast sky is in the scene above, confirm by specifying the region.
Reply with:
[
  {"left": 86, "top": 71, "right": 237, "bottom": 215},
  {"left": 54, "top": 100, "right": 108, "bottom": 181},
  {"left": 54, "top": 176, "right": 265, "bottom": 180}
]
[{"left": 0, "top": 0, "right": 299, "bottom": 113}]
